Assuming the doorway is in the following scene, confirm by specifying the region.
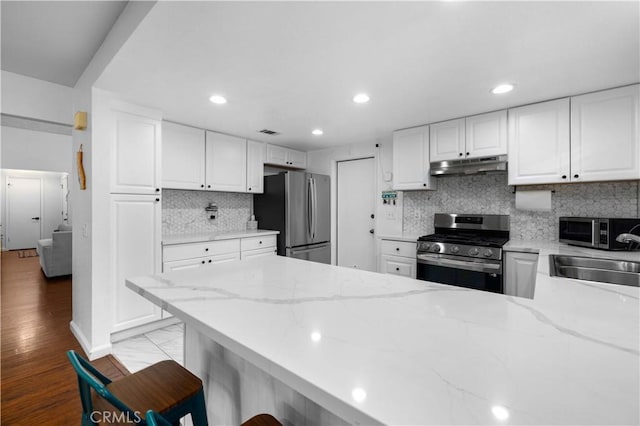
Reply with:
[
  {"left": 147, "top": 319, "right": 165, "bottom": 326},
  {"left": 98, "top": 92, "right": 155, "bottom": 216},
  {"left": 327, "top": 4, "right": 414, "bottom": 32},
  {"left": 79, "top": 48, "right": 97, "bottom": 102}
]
[
  {"left": 6, "top": 176, "right": 42, "bottom": 249},
  {"left": 337, "top": 157, "right": 376, "bottom": 271}
]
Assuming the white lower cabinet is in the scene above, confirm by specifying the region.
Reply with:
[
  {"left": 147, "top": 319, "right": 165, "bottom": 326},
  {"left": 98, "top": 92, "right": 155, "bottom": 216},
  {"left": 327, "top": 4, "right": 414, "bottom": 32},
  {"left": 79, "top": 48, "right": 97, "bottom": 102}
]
[
  {"left": 241, "top": 246, "right": 277, "bottom": 259},
  {"left": 241, "top": 235, "right": 277, "bottom": 259},
  {"left": 504, "top": 251, "right": 539, "bottom": 299},
  {"left": 111, "top": 194, "right": 162, "bottom": 332},
  {"left": 379, "top": 239, "right": 417, "bottom": 278}
]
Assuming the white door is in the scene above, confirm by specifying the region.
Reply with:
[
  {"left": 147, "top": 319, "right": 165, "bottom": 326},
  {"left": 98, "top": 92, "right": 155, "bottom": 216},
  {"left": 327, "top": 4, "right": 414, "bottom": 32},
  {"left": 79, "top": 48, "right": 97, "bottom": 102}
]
[
  {"left": 508, "top": 98, "right": 571, "bottom": 185},
  {"left": 430, "top": 118, "right": 465, "bottom": 162},
  {"left": 337, "top": 158, "right": 376, "bottom": 271},
  {"left": 205, "top": 131, "right": 247, "bottom": 192},
  {"left": 111, "top": 194, "right": 162, "bottom": 332},
  {"left": 465, "top": 110, "right": 507, "bottom": 159},
  {"left": 570, "top": 85, "right": 640, "bottom": 182},
  {"left": 162, "top": 122, "right": 206, "bottom": 190},
  {"left": 7, "top": 177, "right": 42, "bottom": 249}
]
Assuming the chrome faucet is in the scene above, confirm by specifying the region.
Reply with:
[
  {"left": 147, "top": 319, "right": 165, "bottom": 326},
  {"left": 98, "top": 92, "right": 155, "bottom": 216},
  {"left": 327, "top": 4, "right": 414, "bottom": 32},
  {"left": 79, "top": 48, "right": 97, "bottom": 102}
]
[{"left": 616, "top": 224, "right": 640, "bottom": 246}]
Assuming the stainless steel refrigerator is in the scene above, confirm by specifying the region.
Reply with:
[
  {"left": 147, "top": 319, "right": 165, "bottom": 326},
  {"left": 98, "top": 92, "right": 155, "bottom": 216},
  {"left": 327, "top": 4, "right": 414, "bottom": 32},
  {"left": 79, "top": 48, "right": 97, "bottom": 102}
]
[{"left": 254, "top": 171, "right": 331, "bottom": 264}]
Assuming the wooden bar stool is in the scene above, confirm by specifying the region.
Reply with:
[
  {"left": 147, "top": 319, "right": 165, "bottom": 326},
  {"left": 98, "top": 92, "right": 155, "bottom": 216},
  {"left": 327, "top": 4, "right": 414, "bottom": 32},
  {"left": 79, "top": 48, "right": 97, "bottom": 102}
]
[
  {"left": 67, "top": 350, "right": 208, "bottom": 426},
  {"left": 147, "top": 410, "right": 283, "bottom": 426}
]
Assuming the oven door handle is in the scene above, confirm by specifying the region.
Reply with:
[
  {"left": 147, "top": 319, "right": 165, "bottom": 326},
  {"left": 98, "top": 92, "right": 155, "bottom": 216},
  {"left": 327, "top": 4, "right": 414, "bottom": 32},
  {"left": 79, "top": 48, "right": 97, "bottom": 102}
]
[{"left": 417, "top": 256, "right": 502, "bottom": 273}]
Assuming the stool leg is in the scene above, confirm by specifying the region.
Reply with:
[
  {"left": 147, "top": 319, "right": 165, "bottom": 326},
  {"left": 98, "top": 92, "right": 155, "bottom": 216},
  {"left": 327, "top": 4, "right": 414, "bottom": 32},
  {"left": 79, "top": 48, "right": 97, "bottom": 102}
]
[{"left": 190, "top": 389, "right": 209, "bottom": 426}]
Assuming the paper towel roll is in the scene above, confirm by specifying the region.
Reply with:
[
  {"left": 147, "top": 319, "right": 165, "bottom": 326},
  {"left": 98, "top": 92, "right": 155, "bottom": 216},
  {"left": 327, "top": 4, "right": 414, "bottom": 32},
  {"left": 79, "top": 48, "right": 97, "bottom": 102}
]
[{"left": 515, "top": 190, "right": 552, "bottom": 211}]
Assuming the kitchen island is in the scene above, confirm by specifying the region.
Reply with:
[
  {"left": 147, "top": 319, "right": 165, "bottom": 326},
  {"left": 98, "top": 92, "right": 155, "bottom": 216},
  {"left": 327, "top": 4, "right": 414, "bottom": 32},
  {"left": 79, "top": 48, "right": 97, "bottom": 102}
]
[{"left": 126, "top": 254, "right": 639, "bottom": 425}]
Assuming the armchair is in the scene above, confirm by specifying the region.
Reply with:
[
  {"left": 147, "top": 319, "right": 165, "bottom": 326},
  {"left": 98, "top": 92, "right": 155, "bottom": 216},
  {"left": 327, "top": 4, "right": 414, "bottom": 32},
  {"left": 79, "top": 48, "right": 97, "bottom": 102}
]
[{"left": 37, "top": 224, "right": 72, "bottom": 277}]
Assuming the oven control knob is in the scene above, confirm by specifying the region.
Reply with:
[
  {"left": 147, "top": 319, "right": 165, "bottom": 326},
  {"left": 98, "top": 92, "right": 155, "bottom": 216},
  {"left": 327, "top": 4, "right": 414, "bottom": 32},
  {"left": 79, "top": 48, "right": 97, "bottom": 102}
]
[
  {"left": 469, "top": 248, "right": 479, "bottom": 256},
  {"left": 483, "top": 249, "right": 494, "bottom": 257},
  {"left": 420, "top": 243, "right": 431, "bottom": 251},
  {"left": 431, "top": 245, "right": 441, "bottom": 253},
  {"left": 450, "top": 246, "right": 460, "bottom": 254}
]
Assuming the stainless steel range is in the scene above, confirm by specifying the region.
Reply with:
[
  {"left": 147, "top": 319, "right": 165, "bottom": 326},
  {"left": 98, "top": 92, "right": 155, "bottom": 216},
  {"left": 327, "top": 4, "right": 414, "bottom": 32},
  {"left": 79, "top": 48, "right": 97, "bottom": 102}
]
[{"left": 416, "top": 213, "right": 510, "bottom": 293}]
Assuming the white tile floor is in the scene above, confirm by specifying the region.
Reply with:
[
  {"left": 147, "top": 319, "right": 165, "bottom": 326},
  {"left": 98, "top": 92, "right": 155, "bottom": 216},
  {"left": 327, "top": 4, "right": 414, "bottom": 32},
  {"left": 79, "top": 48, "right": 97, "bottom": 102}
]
[{"left": 112, "top": 323, "right": 185, "bottom": 373}]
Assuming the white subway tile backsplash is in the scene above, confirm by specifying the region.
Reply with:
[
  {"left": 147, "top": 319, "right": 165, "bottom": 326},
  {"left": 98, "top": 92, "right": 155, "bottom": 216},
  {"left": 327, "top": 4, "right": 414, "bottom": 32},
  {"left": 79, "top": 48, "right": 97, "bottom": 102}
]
[
  {"left": 162, "top": 189, "right": 252, "bottom": 234},
  {"left": 403, "top": 174, "right": 639, "bottom": 240}
]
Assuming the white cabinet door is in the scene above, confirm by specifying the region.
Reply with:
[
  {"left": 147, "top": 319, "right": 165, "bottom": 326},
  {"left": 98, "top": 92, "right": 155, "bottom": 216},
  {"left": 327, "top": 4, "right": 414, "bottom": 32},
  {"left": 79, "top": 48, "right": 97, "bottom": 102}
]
[
  {"left": 380, "top": 255, "right": 416, "bottom": 278},
  {"left": 246, "top": 140, "right": 266, "bottom": 193},
  {"left": 241, "top": 247, "right": 277, "bottom": 259},
  {"left": 287, "top": 149, "right": 307, "bottom": 169},
  {"left": 504, "top": 251, "right": 539, "bottom": 299},
  {"left": 393, "top": 126, "right": 435, "bottom": 190},
  {"left": 163, "top": 257, "right": 208, "bottom": 272},
  {"left": 205, "top": 131, "right": 247, "bottom": 192},
  {"left": 430, "top": 119, "right": 465, "bottom": 162},
  {"left": 466, "top": 110, "right": 507, "bottom": 159},
  {"left": 111, "top": 194, "right": 162, "bottom": 332},
  {"left": 111, "top": 111, "right": 161, "bottom": 194},
  {"left": 508, "top": 98, "right": 571, "bottom": 185},
  {"left": 571, "top": 85, "right": 640, "bottom": 182},
  {"left": 265, "top": 144, "right": 288, "bottom": 166},
  {"left": 162, "top": 122, "right": 206, "bottom": 190}
]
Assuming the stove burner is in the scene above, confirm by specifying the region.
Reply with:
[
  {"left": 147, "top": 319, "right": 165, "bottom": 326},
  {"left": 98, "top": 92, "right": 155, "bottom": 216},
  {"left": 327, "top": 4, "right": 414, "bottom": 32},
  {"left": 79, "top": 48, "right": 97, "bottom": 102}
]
[{"left": 418, "top": 233, "right": 509, "bottom": 248}]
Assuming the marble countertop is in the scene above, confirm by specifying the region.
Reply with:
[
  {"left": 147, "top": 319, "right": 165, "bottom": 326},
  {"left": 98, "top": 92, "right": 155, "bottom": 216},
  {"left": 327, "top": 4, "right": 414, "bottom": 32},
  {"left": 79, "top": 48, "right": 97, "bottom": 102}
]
[
  {"left": 127, "top": 252, "right": 639, "bottom": 425},
  {"left": 162, "top": 229, "right": 279, "bottom": 246}
]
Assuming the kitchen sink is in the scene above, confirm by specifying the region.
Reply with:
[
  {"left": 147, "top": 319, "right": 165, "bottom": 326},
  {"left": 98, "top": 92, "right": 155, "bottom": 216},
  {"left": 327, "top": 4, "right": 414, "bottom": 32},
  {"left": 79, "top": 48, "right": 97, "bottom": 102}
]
[{"left": 549, "top": 255, "right": 640, "bottom": 287}]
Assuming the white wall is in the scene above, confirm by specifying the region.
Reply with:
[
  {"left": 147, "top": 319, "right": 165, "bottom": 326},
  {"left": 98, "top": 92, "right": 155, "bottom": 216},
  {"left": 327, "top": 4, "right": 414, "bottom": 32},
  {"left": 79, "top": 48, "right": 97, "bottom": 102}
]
[
  {"left": 1, "top": 169, "right": 67, "bottom": 249},
  {"left": 70, "top": 1, "right": 157, "bottom": 359},
  {"left": 306, "top": 139, "right": 402, "bottom": 266},
  {"left": 1, "top": 71, "right": 73, "bottom": 124},
  {"left": 1, "top": 126, "right": 72, "bottom": 174}
]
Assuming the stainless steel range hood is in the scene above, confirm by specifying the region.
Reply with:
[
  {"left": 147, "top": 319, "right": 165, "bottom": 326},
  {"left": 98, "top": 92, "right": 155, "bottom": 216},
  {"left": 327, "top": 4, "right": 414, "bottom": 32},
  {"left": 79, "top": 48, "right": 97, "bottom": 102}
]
[{"left": 430, "top": 155, "right": 508, "bottom": 176}]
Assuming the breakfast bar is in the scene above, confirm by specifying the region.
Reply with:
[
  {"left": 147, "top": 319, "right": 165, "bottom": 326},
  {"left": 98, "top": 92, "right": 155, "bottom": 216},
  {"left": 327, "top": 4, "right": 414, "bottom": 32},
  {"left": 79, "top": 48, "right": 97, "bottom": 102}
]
[{"left": 126, "top": 254, "right": 639, "bottom": 425}]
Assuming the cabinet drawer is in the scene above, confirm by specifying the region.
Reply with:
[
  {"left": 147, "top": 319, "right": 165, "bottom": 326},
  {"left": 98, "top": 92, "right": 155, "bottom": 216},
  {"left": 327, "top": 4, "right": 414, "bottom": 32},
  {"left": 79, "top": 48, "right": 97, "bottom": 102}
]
[
  {"left": 381, "top": 255, "right": 416, "bottom": 278},
  {"left": 241, "top": 235, "right": 277, "bottom": 252},
  {"left": 163, "top": 239, "right": 240, "bottom": 262},
  {"left": 380, "top": 240, "right": 416, "bottom": 258},
  {"left": 241, "top": 247, "right": 277, "bottom": 260}
]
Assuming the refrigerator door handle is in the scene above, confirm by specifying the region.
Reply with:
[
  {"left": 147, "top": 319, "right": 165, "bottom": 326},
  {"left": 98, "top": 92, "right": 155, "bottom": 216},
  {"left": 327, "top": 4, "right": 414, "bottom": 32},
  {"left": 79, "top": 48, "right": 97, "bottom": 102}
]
[
  {"left": 312, "top": 177, "right": 318, "bottom": 241},
  {"left": 307, "top": 177, "right": 313, "bottom": 240}
]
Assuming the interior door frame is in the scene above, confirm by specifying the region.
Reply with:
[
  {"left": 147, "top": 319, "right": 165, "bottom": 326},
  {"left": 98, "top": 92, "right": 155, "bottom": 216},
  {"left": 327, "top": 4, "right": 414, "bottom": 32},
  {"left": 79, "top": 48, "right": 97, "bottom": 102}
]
[
  {"left": 335, "top": 156, "right": 377, "bottom": 268},
  {"left": 5, "top": 174, "right": 44, "bottom": 250}
]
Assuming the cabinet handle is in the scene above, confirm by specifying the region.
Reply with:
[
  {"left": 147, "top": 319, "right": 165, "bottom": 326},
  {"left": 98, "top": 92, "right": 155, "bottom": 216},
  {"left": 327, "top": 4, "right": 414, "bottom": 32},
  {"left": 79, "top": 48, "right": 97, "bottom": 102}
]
[
  {"left": 207, "top": 185, "right": 211, "bottom": 188},
  {"left": 396, "top": 247, "right": 400, "bottom": 251},
  {"left": 395, "top": 267, "right": 400, "bottom": 271},
  {"left": 259, "top": 241, "right": 262, "bottom": 244},
  {"left": 466, "top": 152, "right": 469, "bottom": 156},
  {"left": 155, "top": 188, "right": 160, "bottom": 192},
  {"left": 155, "top": 198, "right": 160, "bottom": 202},
  {"left": 248, "top": 187, "right": 252, "bottom": 191},
  {"left": 422, "top": 183, "right": 426, "bottom": 187},
  {"left": 201, "top": 184, "right": 204, "bottom": 188},
  {"left": 459, "top": 153, "right": 463, "bottom": 157},
  {"left": 562, "top": 175, "right": 567, "bottom": 179},
  {"left": 205, "top": 248, "right": 209, "bottom": 251},
  {"left": 208, "top": 259, "right": 212, "bottom": 263},
  {"left": 574, "top": 174, "right": 579, "bottom": 178},
  {"left": 201, "top": 260, "right": 205, "bottom": 264}
]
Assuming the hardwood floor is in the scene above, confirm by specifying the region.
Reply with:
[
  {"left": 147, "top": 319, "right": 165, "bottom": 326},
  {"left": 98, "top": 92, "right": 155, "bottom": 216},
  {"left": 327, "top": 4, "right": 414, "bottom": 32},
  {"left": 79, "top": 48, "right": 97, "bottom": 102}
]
[{"left": 1, "top": 251, "right": 129, "bottom": 425}]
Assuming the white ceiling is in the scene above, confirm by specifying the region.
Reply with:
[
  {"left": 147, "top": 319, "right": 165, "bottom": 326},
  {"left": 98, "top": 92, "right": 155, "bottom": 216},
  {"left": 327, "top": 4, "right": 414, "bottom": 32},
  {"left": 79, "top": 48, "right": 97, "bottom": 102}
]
[
  {"left": 95, "top": 2, "right": 639, "bottom": 151},
  {"left": 1, "top": 1, "right": 127, "bottom": 87}
]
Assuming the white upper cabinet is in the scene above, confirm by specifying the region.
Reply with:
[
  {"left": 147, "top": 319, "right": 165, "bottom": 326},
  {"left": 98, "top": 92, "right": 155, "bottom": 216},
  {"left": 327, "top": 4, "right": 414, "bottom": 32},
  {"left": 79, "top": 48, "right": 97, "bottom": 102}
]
[
  {"left": 430, "top": 112, "right": 507, "bottom": 162},
  {"left": 205, "top": 131, "right": 247, "bottom": 192},
  {"left": 246, "top": 140, "right": 266, "bottom": 193},
  {"left": 111, "top": 110, "right": 161, "bottom": 194},
  {"left": 393, "top": 126, "right": 435, "bottom": 190},
  {"left": 570, "top": 85, "right": 640, "bottom": 182},
  {"left": 162, "top": 122, "right": 206, "bottom": 190},
  {"left": 508, "top": 98, "right": 571, "bottom": 185},
  {"left": 430, "top": 119, "right": 465, "bottom": 162},
  {"left": 465, "top": 110, "right": 508, "bottom": 158},
  {"left": 265, "top": 144, "right": 307, "bottom": 169}
]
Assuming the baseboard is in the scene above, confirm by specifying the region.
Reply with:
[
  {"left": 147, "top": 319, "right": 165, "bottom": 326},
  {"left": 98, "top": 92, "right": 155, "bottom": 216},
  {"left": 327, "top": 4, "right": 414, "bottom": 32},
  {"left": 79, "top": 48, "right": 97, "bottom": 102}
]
[
  {"left": 110, "top": 316, "right": 181, "bottom": 343},
  {"left": 69, "top": 321, "right": 112, "bottom": 360}
]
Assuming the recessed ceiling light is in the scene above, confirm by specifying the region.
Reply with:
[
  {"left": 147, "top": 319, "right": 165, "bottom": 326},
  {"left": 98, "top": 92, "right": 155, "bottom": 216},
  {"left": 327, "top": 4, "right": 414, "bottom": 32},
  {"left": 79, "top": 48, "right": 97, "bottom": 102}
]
[
  {"left": 312, "top": 129, "right": 323, "bottom": 136},
  {"left": 353, "top": 93, "right": 370, "bottom": 104},
  {"left": 491, "top": 405, "right": 510, "bottom": 421},
  {"left": 209, "top": 95, "right": 227, "bottom": 104},
  {"left": 491, "top": 84, "right": 514, "bottom": 95}
]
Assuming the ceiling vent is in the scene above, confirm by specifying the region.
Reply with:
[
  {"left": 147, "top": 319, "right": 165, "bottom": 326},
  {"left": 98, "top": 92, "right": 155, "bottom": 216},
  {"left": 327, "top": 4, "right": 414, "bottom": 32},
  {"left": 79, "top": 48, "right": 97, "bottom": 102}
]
[{"left": 258, "top": 129, "right": 280, "bottom": 136}]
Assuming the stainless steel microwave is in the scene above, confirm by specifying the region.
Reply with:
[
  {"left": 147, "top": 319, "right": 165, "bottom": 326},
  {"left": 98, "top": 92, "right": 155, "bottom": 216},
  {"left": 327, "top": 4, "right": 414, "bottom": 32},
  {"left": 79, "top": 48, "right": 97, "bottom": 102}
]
[{"left": 559, "top": 217, "right": 640, "bottom": 250}]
